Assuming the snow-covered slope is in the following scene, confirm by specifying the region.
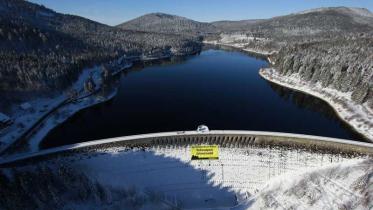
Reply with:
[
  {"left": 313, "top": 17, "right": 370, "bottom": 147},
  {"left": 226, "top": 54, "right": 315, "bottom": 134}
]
[
  {"left": 246, "top": 159, "right": 372, "bottom": 210},
  {"left": 0, "top": 136, "right": 371, "bottom": 209},
  {"left": 117, "top": 12, "right": 217, "bottom": 35},
  {"left": 296, "top": 7, "right": 373, "bottom": 18}
]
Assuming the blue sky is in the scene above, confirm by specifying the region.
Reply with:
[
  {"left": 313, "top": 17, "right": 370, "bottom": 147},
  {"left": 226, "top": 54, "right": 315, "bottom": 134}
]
[{"left": 29, "top": 0, "right": 373, "bottom": 26}]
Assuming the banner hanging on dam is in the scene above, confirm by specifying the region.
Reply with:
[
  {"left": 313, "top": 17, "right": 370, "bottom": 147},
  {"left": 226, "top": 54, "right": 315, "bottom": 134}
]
[{"left": 191, "top": 145, "right": 219, "bottom": 160}]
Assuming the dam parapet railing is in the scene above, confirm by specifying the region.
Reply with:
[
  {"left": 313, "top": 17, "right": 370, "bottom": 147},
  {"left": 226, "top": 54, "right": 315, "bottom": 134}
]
[{"left": 1, "top": 130, "right": 372, "bottom": 167}]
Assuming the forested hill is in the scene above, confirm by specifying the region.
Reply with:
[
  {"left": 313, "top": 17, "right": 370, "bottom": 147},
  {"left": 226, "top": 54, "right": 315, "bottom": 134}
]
[
  {"left": 117, "top": 13, "right": 217, "bottom": 35},
  {"left": 1, "top": 1, "right": 372, "bottom": 96},
  {"left": 0, "top": 0, "right": 201, "bottom": 91},
  {"left": 118, "top": 7, "right": 373, "bottom": 36},
  {"left": 211, "top": 7, "right": 373, "bottom": 35},
  {"left": 202, "top": 7, "right": 373, "bottom": 107}
]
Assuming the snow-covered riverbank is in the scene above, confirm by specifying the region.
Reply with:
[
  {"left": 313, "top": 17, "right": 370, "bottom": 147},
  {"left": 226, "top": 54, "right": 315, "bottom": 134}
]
[
  {"left": 0, "top": 51, "right": 200, "bottom": 157},
  {"left": 205, "top": 39, "right": 372, "bottom": 142},
  {"left": 203, "top": 40, "right": 277, "bottom": 56},
  {"left": 259, "top": 67, "right": 373, "bottom": 142},
  {"left": 0, "top": 65, "right": 103, "bottom": 155},
  {"left": 0, "top": 62, "right": 131, "bottom": 156}
]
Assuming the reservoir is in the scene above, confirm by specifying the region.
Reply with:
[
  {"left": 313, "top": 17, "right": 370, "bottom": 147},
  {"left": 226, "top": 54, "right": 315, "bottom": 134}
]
[{"left": 40, "top": 47, "right": 364, "bottom": 148}]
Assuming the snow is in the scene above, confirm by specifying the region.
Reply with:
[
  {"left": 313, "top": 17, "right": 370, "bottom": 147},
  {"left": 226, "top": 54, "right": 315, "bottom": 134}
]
[
  {"left": 76, "top": 145, "right": 364, "bottom": 196},
  {"left": 205, "top": 38, "right": 372, "bottom": 142},
  {"left": 37, "top": 11, "right": 55, "bottom": 17},
  {"left": 3, "top": 130, "right": 371, "bottom": 165},
  {"left": 348, "top": 7, "right": 373, "bottom": 17},
  {"left": 66, "top": 146, "right": 372, "bottom": 209},
  {"left": 0, "top": 112, "right": 11, "bottom": 123},
  {"left": 203, "top": 33, "right": 276, "bottom": 56},
  {"left": 296, "top": 7, "right": 373, "bottom": 18},
  {"left": 0, "top": 63, "right": 125, "bottom": 155},
  {"left": 4, "top": 140, "right": 370, "bottom": 209},
  {"left": 20, "top": 102, "right": 32, "bottom": 110},
  {"left": 259, "top": 67, "right": 373, "bottom": 142},
  {"left": 0, "top": 95, "right": 66, "bottom": 153},
  {"left": 245, "top": 159, "right": 372, "bottom": 209},
  {"left": 27, "top": 88, "right": 118, "bottom": 152},
  {"left": 203, "top": 40, "right": 277, "bottom": 56},
  {"left": 0, "top": 52, "right": 179, "bottom": 157}
]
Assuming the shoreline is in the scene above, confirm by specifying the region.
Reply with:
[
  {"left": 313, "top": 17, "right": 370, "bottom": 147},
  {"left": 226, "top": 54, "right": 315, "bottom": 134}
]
[
  {"left": 2, "top": 44, "right": 371, "bottom": 158},
  {"left": 0, "top": 65, "right": 118, "bottom": 157},
  {"left": 0, "top": 51, "right": 200, "bottom": 157},
  {"left": 259, "top": 68, "right": 373, "bottom": 143},
  {"left": 203, "top": 40, "right": 372, "bottom": 143},
  {"left": 26, "top": 87, "right": 119, "bottom": 153},
  {"left": 202, "top": 40, "right": 277, "bottom": 56}
]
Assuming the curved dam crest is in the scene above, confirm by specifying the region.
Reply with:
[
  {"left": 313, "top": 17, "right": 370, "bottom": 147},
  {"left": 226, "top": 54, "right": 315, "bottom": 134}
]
[{"left": 0, "top": 131, "right": 371, "bottom": 209}]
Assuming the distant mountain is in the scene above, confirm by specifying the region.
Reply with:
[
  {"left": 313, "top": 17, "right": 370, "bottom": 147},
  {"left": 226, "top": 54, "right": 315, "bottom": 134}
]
[
  {"left": 119, "top": 7, "right": 373, "bottom": 36},
  {"left": 221, "top": 7, "right": 373, "bottom": 36},
  {"left": 0, "top": 1, "right": 201, "bottom": 91},
  {"left": 295, "top": 7, "right": 373, "bottom": 18},
  {"left": 117, "top": 13, "right": 217, "bottom": 35},
  {"left": 1, "top": 3, "right": 372, "bottom": 93},
  {"left": 205, "top": 7, "right": 373, "bottom": 108},
  {"left": 211, "top": 19, "right": 265, "bottom": 32}
]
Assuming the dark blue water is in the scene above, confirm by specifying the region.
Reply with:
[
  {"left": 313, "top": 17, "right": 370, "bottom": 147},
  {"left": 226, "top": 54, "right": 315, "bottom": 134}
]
[{"left": 40, "top": 48, "right": 364, "bottom": 148}]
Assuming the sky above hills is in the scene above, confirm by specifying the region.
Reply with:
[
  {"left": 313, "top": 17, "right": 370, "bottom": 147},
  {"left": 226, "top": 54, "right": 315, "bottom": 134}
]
[{"left": 29, "top": 0, "right": 373, "bottom": 26}]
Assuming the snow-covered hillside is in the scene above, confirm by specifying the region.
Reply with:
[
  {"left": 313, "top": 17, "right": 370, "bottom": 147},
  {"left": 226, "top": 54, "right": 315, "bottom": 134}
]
[
  {"left": 0, "top": 140, "right": 371, "bottom": 209},
  {"left": 246, "top": 159, "right": 372, "bottom": 210}
]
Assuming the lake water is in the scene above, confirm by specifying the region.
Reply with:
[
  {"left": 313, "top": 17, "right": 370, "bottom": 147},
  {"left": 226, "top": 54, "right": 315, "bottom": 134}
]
[{"left": 40, "top": 47, "right": 364, "bottom": 149}]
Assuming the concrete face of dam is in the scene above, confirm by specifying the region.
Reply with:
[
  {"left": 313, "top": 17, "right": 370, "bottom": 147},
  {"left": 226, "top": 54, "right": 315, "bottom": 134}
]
[{"left": 0, "top": 131, "right": 372, "bottom": 209}]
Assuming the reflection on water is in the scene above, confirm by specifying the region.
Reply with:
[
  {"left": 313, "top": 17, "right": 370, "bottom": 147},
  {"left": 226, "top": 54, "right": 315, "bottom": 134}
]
[
  {"left": 40, "top": 48, "right": 366, "bottom": 149},
  {"left": 267, "top": 82, "right": 365, "bottom": 141},
  {"left": 268, "top": 82, "right": 338, "bottom": 120}
]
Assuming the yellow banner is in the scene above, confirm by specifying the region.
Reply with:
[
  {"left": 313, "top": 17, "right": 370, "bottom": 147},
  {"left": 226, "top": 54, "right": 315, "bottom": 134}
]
[{"left": 191, "top": 145, "right": 219, "bottom": 160}]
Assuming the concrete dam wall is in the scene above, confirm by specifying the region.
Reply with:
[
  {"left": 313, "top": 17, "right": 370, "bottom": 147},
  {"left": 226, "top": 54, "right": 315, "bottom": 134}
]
[{"left": 0, "top": 131, "right": 372, "bottom": 209}]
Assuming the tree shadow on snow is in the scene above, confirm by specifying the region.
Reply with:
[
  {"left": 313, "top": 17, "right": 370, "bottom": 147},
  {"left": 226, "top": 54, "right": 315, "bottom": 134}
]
[{"left": 0, "top": 145, "right": 241, "bottom": 210}]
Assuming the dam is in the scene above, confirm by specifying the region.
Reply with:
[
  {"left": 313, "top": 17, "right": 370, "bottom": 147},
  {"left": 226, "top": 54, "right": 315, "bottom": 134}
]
[
  {"left": 40, "top": 48, "right": 366, "bottom": 150},
  {"left": 0, "top": 130, "right": 372, "bottom": 209}
]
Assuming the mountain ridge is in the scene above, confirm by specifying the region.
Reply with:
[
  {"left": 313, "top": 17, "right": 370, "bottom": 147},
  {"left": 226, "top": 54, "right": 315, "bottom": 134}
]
[
  {"left": 117, "top": 12, "right": 217, "bottom": 35},
  {"left": 294, "top": 6, "right": 373, "bottom": 17},
  {"left": 0, "top": 0, "right": 201, "bottom": 91},
  {"left": 118, "top": 6, "right": 373, "bottom": 34}
]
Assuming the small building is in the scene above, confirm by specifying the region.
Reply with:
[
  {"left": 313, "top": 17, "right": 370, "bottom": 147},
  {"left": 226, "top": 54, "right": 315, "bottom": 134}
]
[
  {"left": 20, "top": 102, "right": 32, "bottom": 110},
  {"left": 0, "top": 112, "right": 12, "bottom": 128}
]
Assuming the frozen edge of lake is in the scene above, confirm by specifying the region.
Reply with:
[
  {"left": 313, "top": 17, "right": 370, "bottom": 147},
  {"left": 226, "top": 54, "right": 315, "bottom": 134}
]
[
  {"left": 259, "top": 67, "right": 373, "bottom": 143},
  {"left": 203, "top": 40, "right": 372, "bottom": 143}
]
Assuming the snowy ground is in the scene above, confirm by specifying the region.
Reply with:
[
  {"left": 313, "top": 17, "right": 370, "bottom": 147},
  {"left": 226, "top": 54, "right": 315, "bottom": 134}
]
[
  {"left": 1, "top": 142, "right": 370, "bottom": 209},
  {"left": 0, "top": 50, "right": 188, "bottom": 157},
  {"left": 26, "top": 88, "right": 118, "bottom": 152},
  {"left": 76, "top": 145, "right": 366, "bottom": 208},
  {"left": 203, "top": 40, "right": 277, "bottom": 56},
  {"left": 259, "top": 67, "right": 373, "bottom": 142},
  {"left": 0, "top": 50, "right": 194, "bottom": 156},
  {"left": 0, "top": 94, "right": 66, "bottom": 153},
  {"left": 0, "top": 62, "right": 132, "bottom": 157},
  {"left": 204, "top": 39, "right": 373, "bottom": 141},
  {"left": 244, "top": 158, "right": 372, "bottom": 210}
]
